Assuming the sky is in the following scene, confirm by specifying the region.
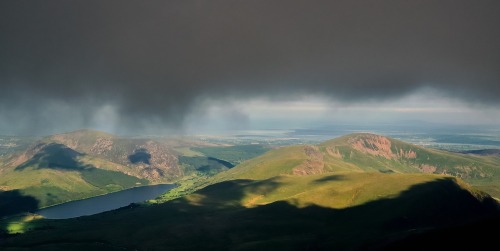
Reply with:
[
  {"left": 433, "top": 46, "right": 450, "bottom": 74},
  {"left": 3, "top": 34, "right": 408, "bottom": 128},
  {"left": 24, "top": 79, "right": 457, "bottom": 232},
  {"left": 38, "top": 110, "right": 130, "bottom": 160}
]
[{"left": 1, "top": 1, "right": 499, "bottom": 135}]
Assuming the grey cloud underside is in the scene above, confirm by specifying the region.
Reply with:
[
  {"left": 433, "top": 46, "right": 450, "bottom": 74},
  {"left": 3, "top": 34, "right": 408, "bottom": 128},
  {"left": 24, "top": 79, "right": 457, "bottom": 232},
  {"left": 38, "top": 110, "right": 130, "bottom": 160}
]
[{"left": 1, "top": 0, "right": 499, "bottom": 132}]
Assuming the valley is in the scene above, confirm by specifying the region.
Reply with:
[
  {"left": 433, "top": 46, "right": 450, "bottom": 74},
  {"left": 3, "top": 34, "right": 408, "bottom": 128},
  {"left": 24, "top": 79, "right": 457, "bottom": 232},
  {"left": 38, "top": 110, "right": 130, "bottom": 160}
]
[
  {"left": 0, "top": 129, "right": 270, "bottom": 216},
  {"left": 3, "top": 2, "right": 499, "bottom": 249},
  {"left": 1, "top": 130, "right": 499, "bottom": 250}
]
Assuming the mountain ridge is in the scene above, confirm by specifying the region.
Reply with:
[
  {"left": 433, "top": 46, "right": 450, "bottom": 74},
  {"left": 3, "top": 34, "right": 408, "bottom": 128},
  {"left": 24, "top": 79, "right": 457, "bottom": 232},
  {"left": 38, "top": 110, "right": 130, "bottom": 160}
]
[
  {"left": 9, "top": 129, "right": 182, "bottom": 182},
  {"left": 211, "top": 133, "right": 500, "bottom": 198},
  {"left": 1, "top": 132, "right": 499, "bottom": 250}
]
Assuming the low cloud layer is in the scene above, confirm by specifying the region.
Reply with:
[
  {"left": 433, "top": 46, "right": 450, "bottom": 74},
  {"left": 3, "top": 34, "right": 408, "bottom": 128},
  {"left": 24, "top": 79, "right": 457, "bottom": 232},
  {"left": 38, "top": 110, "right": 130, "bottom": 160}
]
[{"left": 1, "top": 1, "right": 499, "bottom": 134}]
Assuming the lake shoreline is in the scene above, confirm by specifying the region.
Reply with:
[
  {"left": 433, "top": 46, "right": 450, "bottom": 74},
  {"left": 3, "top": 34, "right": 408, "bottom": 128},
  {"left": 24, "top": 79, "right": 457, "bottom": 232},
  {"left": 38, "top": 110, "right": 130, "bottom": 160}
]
[
  {"left": 36, "top": 184, "right": 176, "bottom": 219},
  {"left": 34, "top": 182, "right": 176, "bottom": 211}
]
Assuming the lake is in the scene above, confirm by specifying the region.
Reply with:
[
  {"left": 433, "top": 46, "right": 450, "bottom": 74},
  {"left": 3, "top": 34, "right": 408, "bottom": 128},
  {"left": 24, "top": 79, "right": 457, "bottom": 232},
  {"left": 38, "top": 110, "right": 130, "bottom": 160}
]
[{"left": 36, "top": 184, "right": 175, "bottom": 219}]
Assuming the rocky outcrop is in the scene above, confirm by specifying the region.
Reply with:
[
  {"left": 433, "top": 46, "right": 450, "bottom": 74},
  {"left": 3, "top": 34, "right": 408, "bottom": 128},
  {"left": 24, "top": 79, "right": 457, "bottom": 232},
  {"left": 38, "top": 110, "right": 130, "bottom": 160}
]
[
  {"left": 348, "top": 134, "right": 417, "bottom": 160},
  {"left": 397, "top": 148, "right": 417, "bottom": 159},
  {"left": 132, "top": 141, "right": 181, "bottom": 182},
  {"left": 90, "top": 137, "right": 113, "bottom": 154},
  {"left": 326, "top": 147, "right": 343, "bottom": 158},
  {"left": 419, "top": 164, "right": 437, "bottom": 173},
  {"left": 349, "top": 134, "right": 395, "bottom": 159},
  {"left": 293, "top": 145, "right": 325, "bottom": 175}
]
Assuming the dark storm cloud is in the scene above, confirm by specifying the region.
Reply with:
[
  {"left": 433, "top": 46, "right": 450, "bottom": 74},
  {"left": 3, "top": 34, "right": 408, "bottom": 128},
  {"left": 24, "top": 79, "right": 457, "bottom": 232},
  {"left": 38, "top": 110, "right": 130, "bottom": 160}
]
[{"left": 1, "top": 0, "right": 499, "bottom": 133}]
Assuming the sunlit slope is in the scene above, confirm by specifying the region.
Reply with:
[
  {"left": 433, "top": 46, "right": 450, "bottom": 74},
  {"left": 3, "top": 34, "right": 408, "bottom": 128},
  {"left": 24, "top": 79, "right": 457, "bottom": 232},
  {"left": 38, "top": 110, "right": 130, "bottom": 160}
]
[
  {"left": 188, "top": 173, "right": 490, "bottom": 210},
  {"left": 2, "top": 172, "right": 497, "bottom": 251},
  {"left": 214, "top": 133, "right": 500, "bottom": 197},
  {"left": 0, "top": 142, "right": 148, "bottom": 210}
]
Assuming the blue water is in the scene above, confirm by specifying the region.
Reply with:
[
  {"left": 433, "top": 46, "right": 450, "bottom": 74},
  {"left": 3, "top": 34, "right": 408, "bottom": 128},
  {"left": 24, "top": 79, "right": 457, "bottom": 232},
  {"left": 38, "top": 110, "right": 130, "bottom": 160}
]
[{"left": 36, "top": 184, "right": 175, "bottom": 219}]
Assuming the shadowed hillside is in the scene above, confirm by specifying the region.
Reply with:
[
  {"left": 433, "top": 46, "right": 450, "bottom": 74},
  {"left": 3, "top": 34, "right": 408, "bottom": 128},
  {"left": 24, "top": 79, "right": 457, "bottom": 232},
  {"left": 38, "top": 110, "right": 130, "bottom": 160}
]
[
  {"left": 380, "top": 214, "right": 500, "bottom": 251},
  {"left": 0, "top": 173, "right": 497, "bottom": 250},
  {"left": 0, "top": 190, "right": 38, "bottom": 218},
  {"left": 15, "top": 143, "right": 84, "bottom": 171}
]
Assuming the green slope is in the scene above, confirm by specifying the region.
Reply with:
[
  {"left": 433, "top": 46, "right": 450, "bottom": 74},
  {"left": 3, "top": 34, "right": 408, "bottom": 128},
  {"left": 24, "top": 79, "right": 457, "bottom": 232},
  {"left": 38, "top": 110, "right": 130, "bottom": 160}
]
[
  {"left": 0, "top": 142, "right": 148, "bottom": 214},
  {"left": 0, "top": 129, "right": 177, "bottom": 208},
  {"left": 213, "top": 133, "right": 500, "bottom": 198},
  {"left": 1, "top": 129, "right": 255, "bottom": 216},
  {"left": 2, "top": 133, "right": 499, "bottom": 250},
  {"left": 1, "top": 172, "right": 497, "bottom": 250}
]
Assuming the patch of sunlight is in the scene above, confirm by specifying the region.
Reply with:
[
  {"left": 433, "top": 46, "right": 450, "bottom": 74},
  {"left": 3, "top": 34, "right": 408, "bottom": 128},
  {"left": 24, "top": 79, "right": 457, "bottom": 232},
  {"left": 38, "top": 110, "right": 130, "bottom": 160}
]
[
  {"left": 242, "top": 194, "right": 264, "bottom": 208},
  {"left": 3, "top": 214, "right": 43, "bottom": 234},
  {"left": 7, "top": 221, "right": 26, "bottom": 234},
  {"left": 185, "top": 194, "right": 207, "bottom": 206}
]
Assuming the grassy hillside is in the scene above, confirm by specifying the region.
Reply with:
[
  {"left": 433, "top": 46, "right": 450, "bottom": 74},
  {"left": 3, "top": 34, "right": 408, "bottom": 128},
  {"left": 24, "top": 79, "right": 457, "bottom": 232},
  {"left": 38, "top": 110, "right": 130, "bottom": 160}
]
[
  {"left": 0, "top": 129, "right": 181, "bottom": 210},
  {"left": 213, "top": 133, "right": 500, "bottom": 198},
  {"left": 2, "top": 133, "right": 499, "bottom": 250},
  {"left": 1, "top": 130, "right": 268, "bottom": 216},
  {"left": 1, "top": 172, "right": 497, "bottom": 250},
  {"left": 0, "top": 142, "right": 148, "bottom": 213},
  {"left": 175, "top": 144, "right": 271, "bottom": 178},
  {"left": 0, "top": 168, "right": 147, "bottom": 215}
]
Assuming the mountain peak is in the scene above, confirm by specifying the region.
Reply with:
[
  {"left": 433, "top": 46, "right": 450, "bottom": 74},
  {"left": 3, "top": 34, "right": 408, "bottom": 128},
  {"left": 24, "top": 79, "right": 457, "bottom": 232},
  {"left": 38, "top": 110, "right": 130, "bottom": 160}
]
[
  {"left": 345, "top": 133, "right": 401, "bottom": 159},
  {"left": 322, "top": 133, "right": 421, "bottom": 161},
  {"left": 321, "top": 132, "right": 391, "bottom": 146}
]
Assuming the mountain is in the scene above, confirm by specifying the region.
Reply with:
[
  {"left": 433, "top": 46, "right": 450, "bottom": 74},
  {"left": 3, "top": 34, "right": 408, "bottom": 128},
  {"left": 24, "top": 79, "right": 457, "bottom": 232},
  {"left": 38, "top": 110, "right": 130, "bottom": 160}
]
[
  {"left": 0, "top": 129, "right": 184, "bottom": 212},
  {"left": 213, "top": 133, "right": 500, "bottom": 198},
  {"left": 1, "top": 133, "right": 499, "bottom": 250},
  {"left": 1, "top": 172, "right": 497, "bottom": 250},
  {"left": 0, "top": 129, "right": 269, "bottom": 215},
  {"left": 42, "top": 129, "right": 182, "bottom": 181},
  {"left": 0, "top": 142, "right": 148, "bottom": 212}
]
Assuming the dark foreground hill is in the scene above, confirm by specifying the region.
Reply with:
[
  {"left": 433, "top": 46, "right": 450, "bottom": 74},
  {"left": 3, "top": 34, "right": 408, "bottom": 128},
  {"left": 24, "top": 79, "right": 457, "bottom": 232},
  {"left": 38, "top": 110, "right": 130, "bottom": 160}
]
[{"left": 1, "top": 172, "right": 498, "bottom": 250}]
